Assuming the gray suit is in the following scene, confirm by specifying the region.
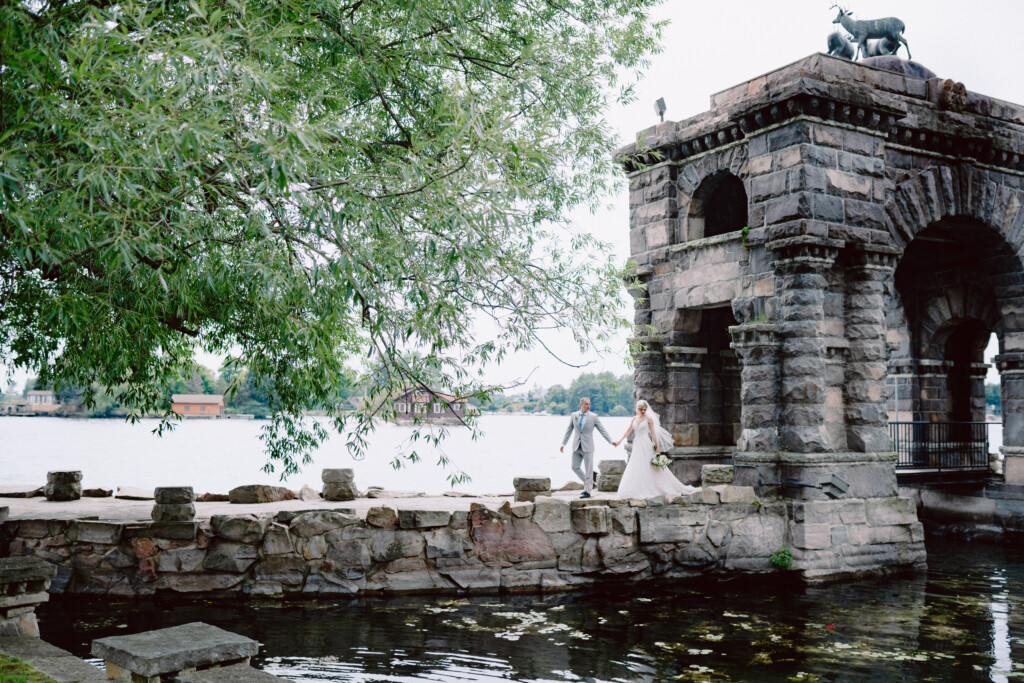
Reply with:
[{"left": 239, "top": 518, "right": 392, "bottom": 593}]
[{"left": 561, "top": 410, "right": 613, "bottom": 493}]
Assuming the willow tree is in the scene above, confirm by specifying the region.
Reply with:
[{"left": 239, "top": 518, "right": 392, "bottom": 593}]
[{"left": 0, "top": 0, "right": 661, "bottom": 477}]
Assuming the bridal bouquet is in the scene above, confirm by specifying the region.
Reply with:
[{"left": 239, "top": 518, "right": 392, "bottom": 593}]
[{"left": 650, "top": 452, "right": 672, "bottom": 468}]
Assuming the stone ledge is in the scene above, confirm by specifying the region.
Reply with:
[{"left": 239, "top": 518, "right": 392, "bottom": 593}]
[
  {"left": 177, "top": 662, "right": 286, "bottom": 682},
  {"left": 0, "top": 636, "right": 106, "bottom": 682}
]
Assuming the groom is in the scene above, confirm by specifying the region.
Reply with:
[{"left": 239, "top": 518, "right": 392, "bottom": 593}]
[{"left": 560, "top": 397, "right": 613, "bottom": 498}]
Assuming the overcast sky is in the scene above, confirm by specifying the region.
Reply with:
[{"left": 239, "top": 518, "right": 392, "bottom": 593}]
[{"left": 5, "top": 1, "right": 1021, "bottom": 393}]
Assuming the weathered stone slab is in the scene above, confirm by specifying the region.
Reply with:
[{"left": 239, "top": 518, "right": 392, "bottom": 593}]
[
  {"left": 322, "top": 540, "right": 371, "bottom": 579},
  {"left": 155, "top": 573, "right": 245, "bottom": 593},
  {"left": 865, "top": 497, "right": 917, "bottom": 526},
  {"left": 571, "top": 507, "right": 609, "bottom": 535},
  {"left": 92, "top": 622, "right": 259, "bottom": 678},
  {"left": 532, "top": 497, "right": 572, "bottom": 533},
  {"left": 69, "top": 521, "right": 123, "bottom": 545},
  {"left": 598, "top": 460, "right": 626, "bottom": 475},
  {"left": 204, "top": 541, "right": 259, "bottom": 573},
  {"left": 513, "top": 477, "right": 551, "bottom": 492},
  {"left": 597, "top": 475, "right": 622, "bottom": 492},
  {"left": 252, "top": 556, "right": 306, "bottom": 585},
  {"left": 0, "top": 557, "right": 56, "bottom": 584},
  {"left": 154, "top": 487, "right": 195, "bottom": 505},
  {"left": 322, "top": 481, "right": 359, "bottom": 501},
  {"left": 289, "top": 511, "right": 361, "bottom": 537},
  {"left": 0, "top": 635, "right": 107, "bottom": 680},
  {"left": 437, "top": 566, "right": 501, "bottom": 591},
  {"left": 157, "top": 548, "right": 207, "bottom": 573},
  {"left": 637, "top": 505, "right": 707, "bottom": 543},
  {"left": 211, "top": 515, "right": 267, "bottom": 544},
  {"left": 82, "top": 488, "right": 113, "bottom": 498},
  {"left": 152, "top": 503, "right": 196, "bottom": 523},
  {"left": 701, "top": 465, "right": 735, "bottom": 485},
  {"left": 423, "top": 529, "right": 466, "bottom": 559},
  {"left": 261, "top": 525, "right": 293, "bottom": 555},
  {"left": 115, "top": 486, "right": 155, "bottom": 500},
  {"left": 719, "top": 486, "right": 757, "bottom": 504},
  {"left": 514, "top": 490, "right": 550, "bottom": 502},
  {"left": 398, "top": 509, "right": 451, "bottom": 529},
  {"left": 321, "top": 469, "right": 355, "bottom": 483},
  {"left": 228, "top": 485, "right": 294, "bottom": 504},
  {"left": 0, "top": 486, "right": 43, "bottom": 498},
  {"left": 44, "top": 471, "right": 82, "bottom": 501},
  {"left": 365, "top": 506, "right": 399, "bottom": 528}
]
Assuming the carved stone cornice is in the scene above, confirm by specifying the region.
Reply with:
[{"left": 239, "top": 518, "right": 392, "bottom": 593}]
[
  {"left": 663, "top": 345, "right": 707, "bottom": 369},
  {"left": 767, "top": 236, "right": 842, "bottom": 272},
  {"left": 728, "top": 324, "right": 781, "bottom": 349}
]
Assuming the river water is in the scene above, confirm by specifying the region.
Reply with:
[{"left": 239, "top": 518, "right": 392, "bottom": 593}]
[
  {"left": 0, "top": 416, "right": 1005, "bottom": 495},
  {"left": 34, "top": 537, "right": 1024, "bottom": 682},
  {"left": 0, "top": 415, "right": 635, "bottom": 495}
]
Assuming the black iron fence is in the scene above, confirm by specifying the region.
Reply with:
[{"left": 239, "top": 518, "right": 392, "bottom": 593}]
[{"left": 889, "top": 421, "right": 990, "bottom": 471}]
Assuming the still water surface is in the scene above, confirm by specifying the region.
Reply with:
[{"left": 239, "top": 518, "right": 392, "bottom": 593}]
[
  {"left": 0, "top": 415, "right": 634, "bottom": 495},
  {"left": 37, "top": 538, "right": 1024, "bottom": 682}
]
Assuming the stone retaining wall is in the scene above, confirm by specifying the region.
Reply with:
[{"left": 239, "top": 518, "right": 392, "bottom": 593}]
[{"left": 0, "top": 487, "right": 925, "bottom": 598}]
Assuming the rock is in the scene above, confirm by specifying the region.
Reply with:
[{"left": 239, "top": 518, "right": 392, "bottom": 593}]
[
  {"left": 322, "top": 540, "right": 372, "bottom": 579},
  {"left": 719, "top": 485, "right": 757, "bottom": 504},
  {"left": 468, "top": 507, "right": 554, "bottom": 564},
  {"left": 423, "top": 529, "right": 467, "bottom": 559},
  {"left": 298, "top": 485, "right": 321, "bottom": 501},
  {"left": 514, "top": 489, "right": 550, "bottom": 502},
  {"left": 439, "top": 566, "right": 502, "bottom": 592},
  {"left": 637, "top": 505, "right": 707, "bottom": 544},
  {"left": 82, "top": 488, "right": 113, "bottom": 498},
  {"left": 532, "top": 497, "right": 572, "bottom": 533},
  {"left": 197, "top": 493, "right": 230, "bottom": 502},
  {"left": 253, "top": 556, "right": 306, "bottom": 585},
  {"left": 365, "top": 506, "right": 399, "bottom": 528},
  {"left": 556, "top": 481, "right": 584, "bottom": 492},
  {"left": 69, "top": 520, "right": 123, "bottom": 544},
  {"left": 44, "top": 471, "right": 82, "bottom": 501},
  {"left": 571, "top": 506, "right": 609, "bottom": 535},
  {"left": 154, "top": 487, "right": 194, "bottom": 505},
  {"left": 228, "top": 485, "right": 294, "bottom": 504},
  {"left": 204, "top": 540, "right": 260, "bottom": 573},
  {"left": 0, "top": 506, "right": 6, "bottom": 524},
  {"left": 115, "top": 486, "right": 155, "bottom": 500},
  {"left": 290, "top": 511, "right": 361, "bottom": 537},
  {"left": 598, "top": 460, "right": 627, "bottom": 475},
  {"left": 513, "top": 477, "right": 551, "bottom": 492},
  {"left": 322, "top": 468, "right": 355, "bottom": 483},
  {"left": 398, "top": 509, "right": 451, "bottom": 529},
  {"left": 701, "top": 465, "right": 735, "bottom": 485},
  {"left": 261, "top": 525, "right": 294, "bottom": 555},
  {"left": 0, "top": 486, "right": 44, "bottom": 498},
  {"left": 322, "top": 481, "right": 360, "bottom": 501},
  {"left": 210, "top": 514, "right": 268, "bottom": 544},
  {"left": 244, "top": 581, "right": 285, "bottom": 598},
  {"left": 151, "top": 503, "right": 196, "bottom": 522},
  {"left": 597, "top": 475, "right": 622, "bottom": 492},
  {"left": 157, "top": 548, "right": 207, "bottom": 573},
  {"left": 155, "top": 573, "right": 245, "bottom": 593},
  {"left": 366, "top": 487, "right": 425, "bottom": 499}
]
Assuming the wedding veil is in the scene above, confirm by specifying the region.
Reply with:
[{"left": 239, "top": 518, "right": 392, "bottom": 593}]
[{"left": 639, "top": 404, "right": 674, "bottom": 452}]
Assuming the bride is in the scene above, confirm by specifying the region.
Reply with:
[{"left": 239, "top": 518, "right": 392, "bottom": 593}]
[{"left": 612, "top": 399, "right": 699, "bottom": 499}]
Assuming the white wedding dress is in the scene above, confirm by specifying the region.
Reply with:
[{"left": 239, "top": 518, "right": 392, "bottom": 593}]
[{"left": 616, "top": 415, "right": 699, "bottom": 499}]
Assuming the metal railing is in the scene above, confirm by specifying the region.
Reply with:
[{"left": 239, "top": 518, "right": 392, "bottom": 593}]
[{"left": 889, "top": 421, "right": 990, "bottom": 471}]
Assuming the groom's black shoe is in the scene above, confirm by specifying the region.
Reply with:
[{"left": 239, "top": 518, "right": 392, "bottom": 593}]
[{"left": 580, "top": 491, "right": 591, "bottom": 499}]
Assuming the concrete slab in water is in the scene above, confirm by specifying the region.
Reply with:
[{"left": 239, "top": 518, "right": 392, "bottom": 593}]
[{"left": 0, "top": 636, "right": 106, "bottom": 682}]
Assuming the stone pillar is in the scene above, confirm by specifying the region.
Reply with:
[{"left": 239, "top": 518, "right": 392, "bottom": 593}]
[
  {"left": 996, "top": 352, "right": 1024, "bottom": 484},
  {"left": 663, "top": 346, "right": 705, "bottom": 447},
  {"left": 844, "top": 248, "right": 898, "bottom": 453},
  {"left": 730, "top": 324, "right": 781, "bottom": 454},
  {"left": 0, "top": 557, "right": 56, "bottom": 637},
  {"left": 770, "top": 236, "right": 842, "bottom": 453},
  {"left": 631, "top": 334, "right": 669, "bottom": 427}
]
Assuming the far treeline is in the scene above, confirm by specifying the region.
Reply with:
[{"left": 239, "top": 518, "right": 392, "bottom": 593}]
[{"left": 9, "top": 368, "right": 634, "bottom": 419}]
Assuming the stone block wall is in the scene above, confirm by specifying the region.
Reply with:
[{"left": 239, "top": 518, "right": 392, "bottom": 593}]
[{"left": 0, "top": 494, "right": 926, "bottom": 597}]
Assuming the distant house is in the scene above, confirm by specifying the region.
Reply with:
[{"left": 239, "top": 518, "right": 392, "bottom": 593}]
[
  {"left": 26, "top": 390, "right": 61, "bottom": 414},
  {"left": 1, "top": 398, "right": 31, "bottom": 416},
  {"left": 171, "top": 394, "right": 225, "bottom": 418},
  {"left": 393, "top": 387, "right": 466, "bottom": 424}
]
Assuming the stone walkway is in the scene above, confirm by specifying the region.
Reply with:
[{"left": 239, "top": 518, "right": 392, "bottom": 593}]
[{"left": 1, "top": 489, "right": 609, "bottom": 522}]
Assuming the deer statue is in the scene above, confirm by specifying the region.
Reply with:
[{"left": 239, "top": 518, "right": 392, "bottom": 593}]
[
  {"left": 828, "top": 31, "right": 901, "bottom": 61},
  {"left": 827, "top": 31, "right": 855, "bottom": 59},
  {"left": 831, "top": 5, "right": 911, "bottom": 60}
]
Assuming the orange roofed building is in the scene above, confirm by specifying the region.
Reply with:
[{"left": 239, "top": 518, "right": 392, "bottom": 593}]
[{"left": 171, "top": 394, "right": 225, "bottom": 418}]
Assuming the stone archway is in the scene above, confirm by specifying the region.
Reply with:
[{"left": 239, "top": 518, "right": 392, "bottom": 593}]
[{"left": 886, "top": 164, "right": 1024, "bottom": 482}]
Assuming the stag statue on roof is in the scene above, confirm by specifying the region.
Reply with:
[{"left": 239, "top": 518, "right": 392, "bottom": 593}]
[{"left": 830, "top": 5, "right": 911, "bottom": 60}]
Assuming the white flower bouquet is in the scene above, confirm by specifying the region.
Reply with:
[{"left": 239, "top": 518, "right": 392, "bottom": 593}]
[{"left": 650, "top": 452, "right": 672, "bottom": 468}]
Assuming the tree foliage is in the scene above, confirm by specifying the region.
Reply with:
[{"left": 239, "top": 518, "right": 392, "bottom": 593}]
[{"left": 0, "top": 0, "right": 662, "bottom": 477}]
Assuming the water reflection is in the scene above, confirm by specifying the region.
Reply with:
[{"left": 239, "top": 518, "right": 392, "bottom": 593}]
[{"left": 38, "top": 538, "right": 1023, "bottom": 681}]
